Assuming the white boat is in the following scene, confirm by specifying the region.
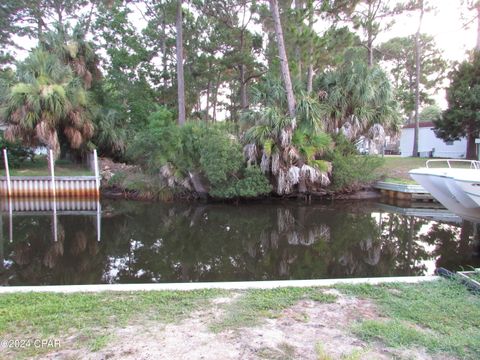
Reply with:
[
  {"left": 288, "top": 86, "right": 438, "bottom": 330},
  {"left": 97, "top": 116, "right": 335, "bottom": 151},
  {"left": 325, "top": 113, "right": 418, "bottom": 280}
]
[{"left": 409, "top": 160, "right": 480, "bottom": 221}]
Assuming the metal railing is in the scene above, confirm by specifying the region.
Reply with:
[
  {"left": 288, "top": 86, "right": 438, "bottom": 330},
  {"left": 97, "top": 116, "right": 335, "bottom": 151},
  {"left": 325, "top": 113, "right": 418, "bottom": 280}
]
[{"left": 425, "top": 159, "right": 480, "bottom": 169}]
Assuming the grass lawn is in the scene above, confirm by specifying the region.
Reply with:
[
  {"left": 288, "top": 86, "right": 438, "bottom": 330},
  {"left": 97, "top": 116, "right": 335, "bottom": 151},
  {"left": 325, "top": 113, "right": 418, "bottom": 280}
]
[
  {"left": 375, "top": 156, "right": 427, "bottom": 184},
  {"left": 376, "top": 156, "right": 477, "bottom": 184},
  {"left": 1, "top": 280, "right": 479, "bottom": 359},
  {"left": 339, "top": 280, "right": 480, "bottom": 359},
  {"left": 0, "top": 157, "right": 93, "bottom": 177}
]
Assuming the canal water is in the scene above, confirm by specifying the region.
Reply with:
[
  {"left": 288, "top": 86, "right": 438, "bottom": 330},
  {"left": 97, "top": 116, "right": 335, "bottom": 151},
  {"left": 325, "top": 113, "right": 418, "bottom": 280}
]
[{"left": 1, "top": 199, "right": 479, "bottom": 286}]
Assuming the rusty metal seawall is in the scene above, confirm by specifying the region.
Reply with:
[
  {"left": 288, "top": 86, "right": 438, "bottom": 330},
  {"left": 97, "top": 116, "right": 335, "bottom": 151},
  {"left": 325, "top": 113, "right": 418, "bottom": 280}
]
[{"left": 0, "top": 176, "right": 99, "bottom": 199}]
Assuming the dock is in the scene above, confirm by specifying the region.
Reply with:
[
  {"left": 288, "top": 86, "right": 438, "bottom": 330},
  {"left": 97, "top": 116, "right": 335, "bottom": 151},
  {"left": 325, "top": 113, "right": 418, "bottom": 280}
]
[{"left": 374, "top": 181, "right": 435, "bottom": 202}]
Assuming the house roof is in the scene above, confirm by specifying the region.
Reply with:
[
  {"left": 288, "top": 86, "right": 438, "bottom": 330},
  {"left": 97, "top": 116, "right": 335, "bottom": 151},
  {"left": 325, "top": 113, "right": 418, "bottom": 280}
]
[{"left": 402, "top": 121, "right": 434, "bottom": 129}]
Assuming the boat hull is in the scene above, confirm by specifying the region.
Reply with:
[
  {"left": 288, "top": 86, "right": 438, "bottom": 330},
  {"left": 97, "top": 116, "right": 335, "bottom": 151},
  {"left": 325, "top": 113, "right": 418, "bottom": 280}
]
[{"left": 409, "top": 168, "right": 480, "bottom": 222}]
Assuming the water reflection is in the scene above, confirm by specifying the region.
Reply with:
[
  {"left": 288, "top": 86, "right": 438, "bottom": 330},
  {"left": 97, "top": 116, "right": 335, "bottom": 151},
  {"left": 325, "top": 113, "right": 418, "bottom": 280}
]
[{"left": 1, "top": 199, "right": 479, "bottom": 286}]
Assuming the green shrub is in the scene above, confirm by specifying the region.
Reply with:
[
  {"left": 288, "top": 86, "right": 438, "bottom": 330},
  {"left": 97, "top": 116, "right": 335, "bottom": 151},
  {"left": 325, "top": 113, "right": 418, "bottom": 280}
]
[
  {"left": 0, "top": 135, "right": 35, "bottom": 168},
  {"left": 330, "top": 153, "right": 384, "bottom": 191},
  {"left": 126, "top": 107, "right": 182, "bottom": 172},
  {"left": 198, "top": 129, "right": 243, "bottom": 186},
  {"left": 323, "top": 134, "right": 384, "bottom": 191},
  {"left": 210, "top": 166, "right": 272, "bottom": 198},
  {"left": 127, "top": 107, "right": 271, "bottom": 199}
]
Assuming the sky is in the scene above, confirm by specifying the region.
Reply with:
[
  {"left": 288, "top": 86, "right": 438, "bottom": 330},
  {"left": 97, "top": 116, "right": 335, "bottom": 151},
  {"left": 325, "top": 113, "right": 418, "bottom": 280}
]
[{"left": 384, "top": 0, "right": 476, "bottom": 62}]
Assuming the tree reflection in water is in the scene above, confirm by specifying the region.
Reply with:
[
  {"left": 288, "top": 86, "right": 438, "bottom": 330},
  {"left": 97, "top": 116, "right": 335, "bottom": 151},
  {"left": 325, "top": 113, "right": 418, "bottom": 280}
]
[{"left": 1, "top": 200, "right": 479, "bottom": 285}]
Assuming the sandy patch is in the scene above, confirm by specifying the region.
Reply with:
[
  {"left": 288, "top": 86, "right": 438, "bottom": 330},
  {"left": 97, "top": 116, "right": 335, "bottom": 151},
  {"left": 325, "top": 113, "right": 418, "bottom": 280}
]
[{"left": 36, "top": 292, "right": 456, "bottom": 360}]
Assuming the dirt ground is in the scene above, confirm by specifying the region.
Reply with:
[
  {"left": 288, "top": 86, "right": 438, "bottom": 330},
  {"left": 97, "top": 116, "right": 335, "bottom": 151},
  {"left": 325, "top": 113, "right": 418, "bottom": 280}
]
[{"left": 37, "top": 290, "right": 454, "bottom": 360}]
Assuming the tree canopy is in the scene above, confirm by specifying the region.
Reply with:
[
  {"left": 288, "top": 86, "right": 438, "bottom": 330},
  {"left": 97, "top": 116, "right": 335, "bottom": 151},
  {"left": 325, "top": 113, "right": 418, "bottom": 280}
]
[
  {"left": 434, "top": 52, "right": 480, "bottom": 159},
  {"left": 0, "top": 0, "right": 472, "bottom": 196}
]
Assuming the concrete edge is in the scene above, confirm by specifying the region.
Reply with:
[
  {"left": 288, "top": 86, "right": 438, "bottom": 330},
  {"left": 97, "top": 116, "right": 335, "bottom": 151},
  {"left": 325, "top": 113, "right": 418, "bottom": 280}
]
[{"left": 0, "top": 276, "right": 439, "bottom": 294}]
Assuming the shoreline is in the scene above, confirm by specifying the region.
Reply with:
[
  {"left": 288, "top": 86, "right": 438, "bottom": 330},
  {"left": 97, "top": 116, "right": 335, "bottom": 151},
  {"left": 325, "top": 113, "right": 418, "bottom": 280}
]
[{"left": 0, "top": 275, "right": 438, "bottom": 294}]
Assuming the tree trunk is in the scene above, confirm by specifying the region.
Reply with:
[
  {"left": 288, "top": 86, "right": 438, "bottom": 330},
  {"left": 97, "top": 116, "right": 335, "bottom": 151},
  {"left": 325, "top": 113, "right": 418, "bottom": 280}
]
[
  {"left": 240, "top": 64, "right": 248, "bottom": 110},
  {"left": 36, "top": 8, "right": 45, "bottom": 44},
  {"left": 412, "top": 0, "right": 424, "bottom": 157},
  {"left": 294, "top": 0, "right": 303, "bottom": 82},
  {"left": 176, "top": 0, "right": 186, "bottom": 126},
  {"left": 467, "top": 130, "right": 477, "bottom": 160},
  {"left": 205, "top": 67, "right": 211, "bottom": 122},
  {"left": 366, "top": 1, "right": 374, "bottom": 67},
  {"left": 213, "top": 72, "right": 221, "bottom": 122},
  {"left": 306, "top": 0, "right": 314, "bottom": 93},
  {"left": 367, "top": 33, "right": 374, "bottom": 67},
  {"left": 269, "top": 0, "right": 296, "bottom": 121},
  {"left": 161, "top": 8, "right": 168, "bottom": 90},
  {"left": 477, "top": 2, "right": 480, "bottom": 51},
  {"left": 239, "top": 28, "right": 248, "bottom": 111},
  {"left": 55, "top": 3, "right": 64, "bottom": 28}
]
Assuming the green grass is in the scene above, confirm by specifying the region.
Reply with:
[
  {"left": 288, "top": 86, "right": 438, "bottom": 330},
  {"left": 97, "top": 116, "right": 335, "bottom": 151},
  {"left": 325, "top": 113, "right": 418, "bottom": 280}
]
[
  {"left": 375, "top": 156, "right": 427, "bottom": 182},
  {"left": 377, "top": 156, "right": 476, "bottom": 183},
  {"left": 2, "top": 282, "right": 479, "bottom": 359},
  {"left": 0, "top": 290, "right": 224, "bottom": 358},
  {"left": 338, "top": 280, "right": 480, "bottom": 359},
  {"left": 315, "top": 342, "right": 366, "bottom": 360},
  {"left": 210, "top": 287, "right": 337, "bottom": 332},
  {"left": 0, "top": 157, "right": 93, "bottom": 176}
]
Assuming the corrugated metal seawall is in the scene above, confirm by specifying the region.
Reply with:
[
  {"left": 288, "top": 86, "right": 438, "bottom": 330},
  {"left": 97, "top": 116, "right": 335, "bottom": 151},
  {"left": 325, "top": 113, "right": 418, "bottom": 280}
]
[
  {"left": 0, "top": 197, "right": 99, "bottom": 212},
  {"left": 0, "top": 176, "right": 99, "bottom": 198}
]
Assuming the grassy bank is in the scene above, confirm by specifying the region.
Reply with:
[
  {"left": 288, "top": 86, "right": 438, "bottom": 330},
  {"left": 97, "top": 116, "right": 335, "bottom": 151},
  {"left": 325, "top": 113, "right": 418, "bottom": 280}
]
[
  {"left": 375, "top": 156, "right": 427, "bottom": 184},
  {"left": 1, "top": 280, "right": 479, "bottom": 359},
  {"left": 0, "top": 157, "right": 93, "bottom": 177}
]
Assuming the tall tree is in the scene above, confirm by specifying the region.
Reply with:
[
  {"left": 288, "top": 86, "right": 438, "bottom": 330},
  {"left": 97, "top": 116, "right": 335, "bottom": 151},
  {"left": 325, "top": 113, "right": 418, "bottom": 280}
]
[
  {"left": 434, "top": 53, "right": 480, "bottom": 159},
  {"left": 176, "top": 0, "right": 186, "bottom": 125},
  {"left": 269, "top": 0, "right": 296, "bottom": 121},
  {"left": 379, "top": 35, "right": 447, "bottom": 122},
  {"left": 199, "top": 0, "right": 264, "bottom": 116},
  {"left": 412, "top": 0, "right": 424, "bottom": 157},
  {"left": 351, "top": 0, "right": 416, "bottom": 66},
  {"left": 94, "top": 2, "right": 160, "bottom": 126}
]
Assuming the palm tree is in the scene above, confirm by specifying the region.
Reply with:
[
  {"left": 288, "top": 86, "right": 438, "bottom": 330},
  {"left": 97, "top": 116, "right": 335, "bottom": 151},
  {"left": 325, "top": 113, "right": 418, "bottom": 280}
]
[
  {"left": 316, "top": 51, "right": 401, "bottom": 140},
  {"left": 242, "top": 77, "right": 332, "bottom": 195},
  {"left": 1, "top": 49, "right": 94, "bottom": 157},
  {"left": 41, "top": 24, "right": 101, "bottom": 91},
  {"left": 268, "top": 0, "right": 296, "bottom": 121}
]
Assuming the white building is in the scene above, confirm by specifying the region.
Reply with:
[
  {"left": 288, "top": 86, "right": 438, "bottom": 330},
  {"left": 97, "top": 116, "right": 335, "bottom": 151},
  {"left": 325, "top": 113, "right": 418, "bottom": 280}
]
[{"left": 400, "top": 122, "right": 467, "bottom": 158}]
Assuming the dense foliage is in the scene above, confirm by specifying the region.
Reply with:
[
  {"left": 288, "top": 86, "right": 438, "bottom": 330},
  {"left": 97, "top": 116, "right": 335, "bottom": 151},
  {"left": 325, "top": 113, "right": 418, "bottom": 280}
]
[
  {"left": 0, "top": 0, "right": 467, "bottom": 198},
  {"left": 0, "top": 134, "right": 35, "bottom": 168},
  {"left": 128, "top": 107, "right": 271, "bottom": 198},
  {"left": 327, "top": 135, "right": 385, "bottom": 191},
  {"left": 434, "top": 52, "right": 480, "bottom": 159}
]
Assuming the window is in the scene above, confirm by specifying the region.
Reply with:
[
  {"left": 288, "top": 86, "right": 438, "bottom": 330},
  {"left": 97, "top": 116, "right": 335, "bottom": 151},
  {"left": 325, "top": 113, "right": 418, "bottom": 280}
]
[{"left": 445, "top": 140, "right": 454, "bottom": 146}]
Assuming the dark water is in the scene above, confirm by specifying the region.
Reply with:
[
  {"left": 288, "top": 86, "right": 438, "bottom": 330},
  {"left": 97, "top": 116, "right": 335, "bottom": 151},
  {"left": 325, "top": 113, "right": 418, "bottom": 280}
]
[{"left": 1, "top": 199, "right": 479, "bottom": 286}]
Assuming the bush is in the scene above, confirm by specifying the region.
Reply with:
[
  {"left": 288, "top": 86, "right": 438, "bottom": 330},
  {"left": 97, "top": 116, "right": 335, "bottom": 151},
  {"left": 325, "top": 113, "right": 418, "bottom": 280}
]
[
  {"left": 330, "top": 153, "right": 384, "bottom": 191},
  {"left": 126, "top": 107, "right": 182, "bottom": 172},
  {"left": 127, "top": 108, "right": 271, "bottom": 199},
  {"left": 322, "top": 133, "right": 384, "bottom": 191},
  {"left": 0, "top": 135, "right": 35, "bottom": 168},
  {"left": 210, "top": 166, "right": 272, "bottom": 198},
  {"left": 198, "top": 129, "right": 243, "bottom": 186}
]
